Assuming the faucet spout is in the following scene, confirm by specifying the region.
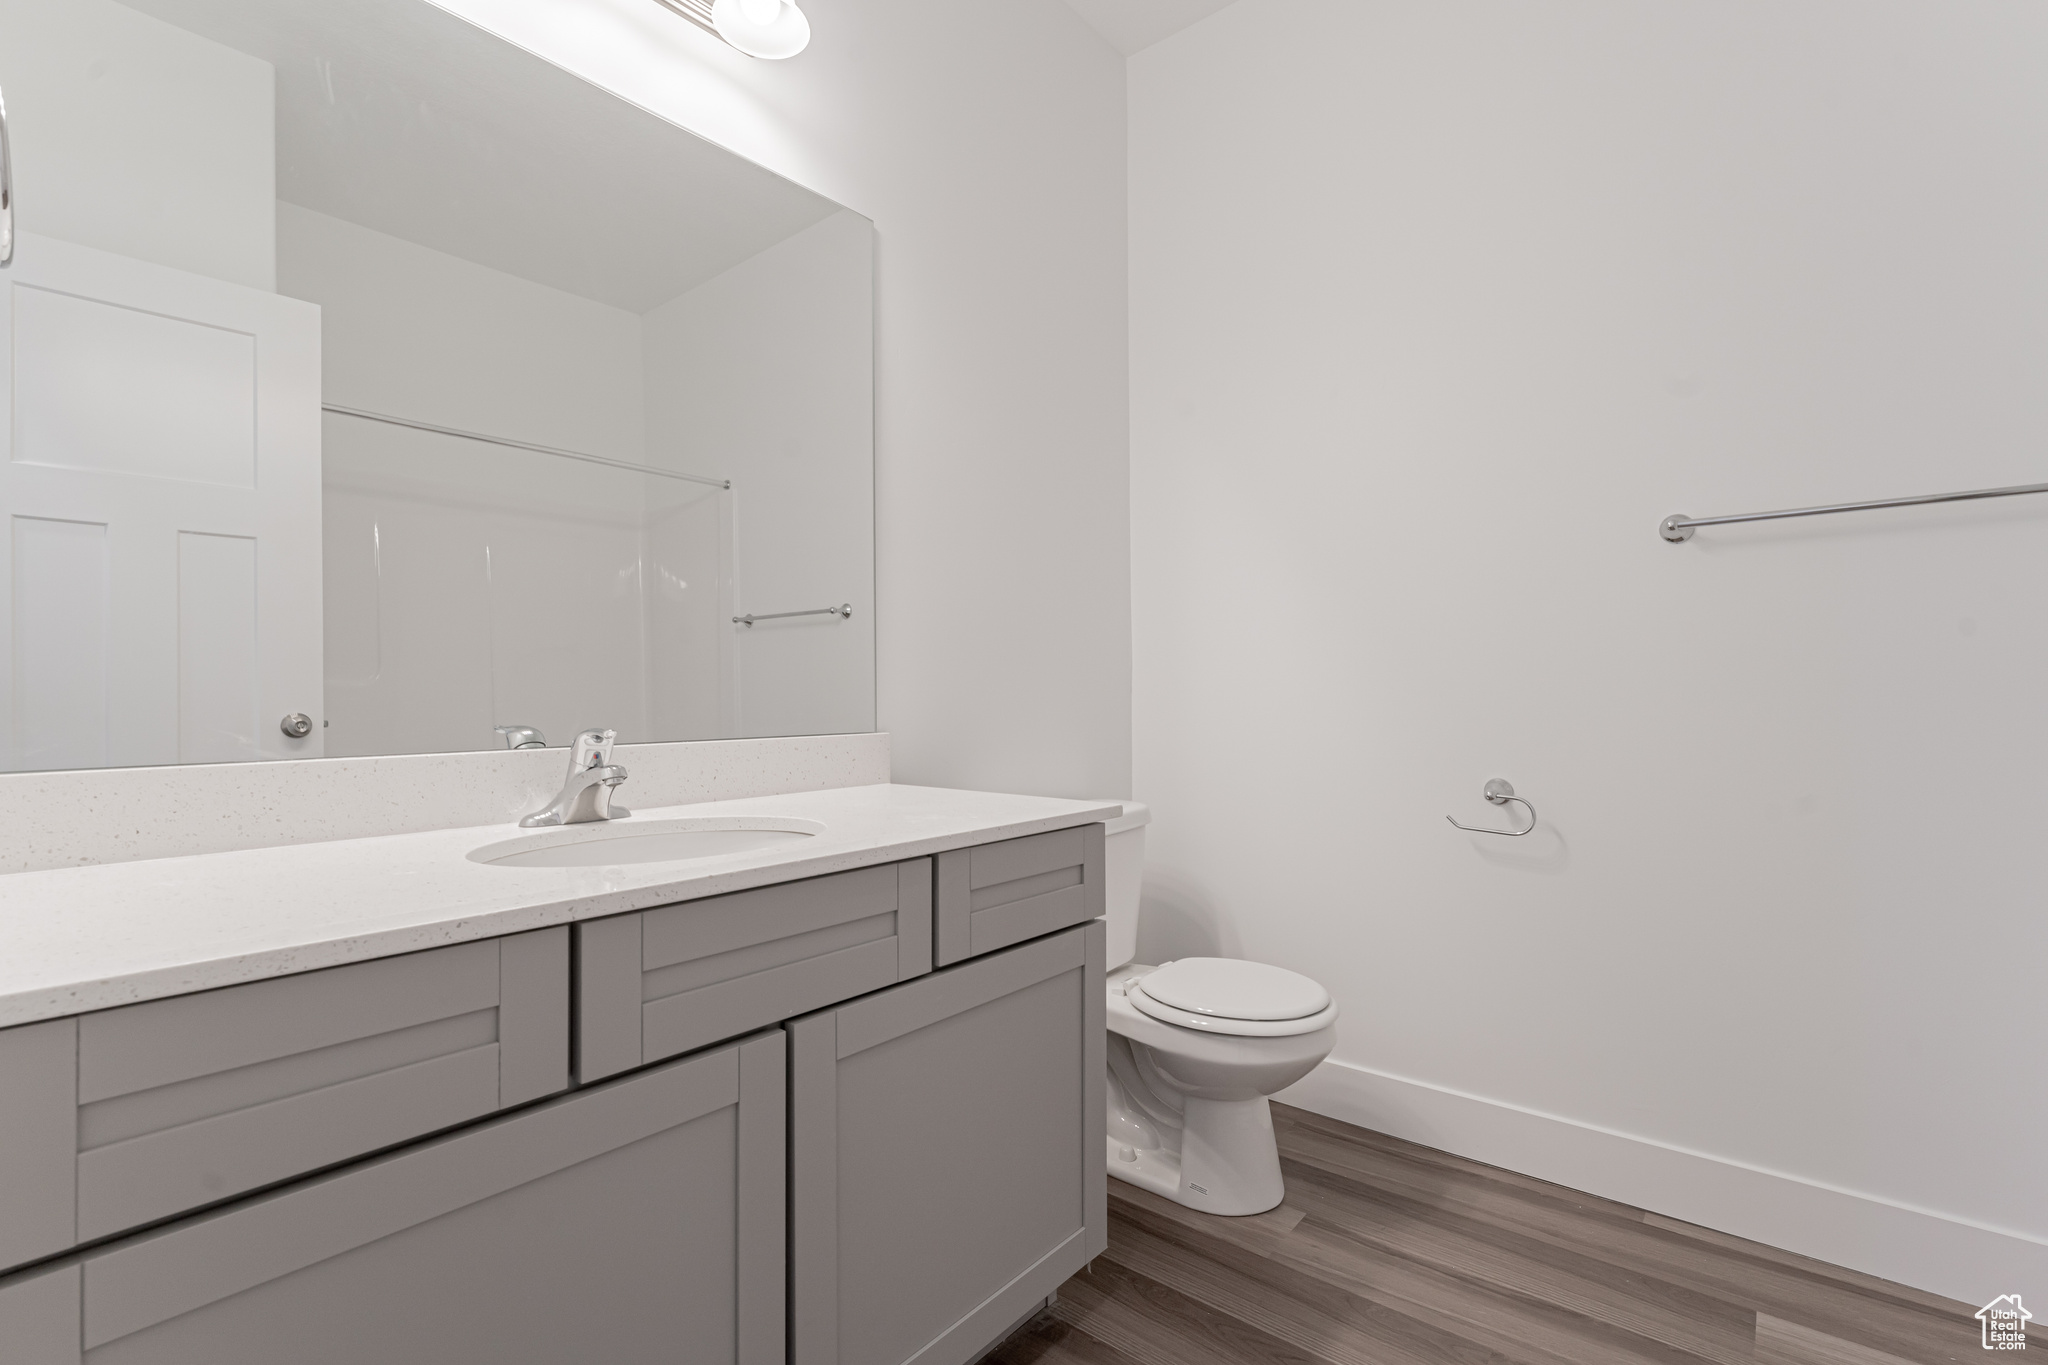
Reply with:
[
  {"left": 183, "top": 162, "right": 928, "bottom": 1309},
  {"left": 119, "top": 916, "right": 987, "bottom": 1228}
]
[{"left": 519, "top": 729, "right": 632, "bottom": 828}]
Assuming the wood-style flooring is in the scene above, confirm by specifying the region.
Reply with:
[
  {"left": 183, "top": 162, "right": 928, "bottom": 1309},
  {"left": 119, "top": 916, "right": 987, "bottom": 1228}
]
[{"left": 986, "top": 1104, "right": 2034, "bottom": 1365}]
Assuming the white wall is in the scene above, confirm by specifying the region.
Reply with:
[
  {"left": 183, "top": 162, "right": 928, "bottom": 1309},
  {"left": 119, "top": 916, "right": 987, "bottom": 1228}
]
[
  {"left": 0, "top": 0, "right": 274, "bottom": 289},
  {"left": 644, "top": 209, "right": 875, "bottom": 740},
  {"left": 431, "top": 0, "right": 1132, "bottom": 799},
  {"left": 1130, "top": 0, "right": 2048, "bottom": 1302}
]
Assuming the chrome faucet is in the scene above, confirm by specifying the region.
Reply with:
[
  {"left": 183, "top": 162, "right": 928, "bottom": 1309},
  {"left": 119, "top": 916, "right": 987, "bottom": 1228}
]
[{"left": 519, "top": 728, "right": 630, "bottom": 828}]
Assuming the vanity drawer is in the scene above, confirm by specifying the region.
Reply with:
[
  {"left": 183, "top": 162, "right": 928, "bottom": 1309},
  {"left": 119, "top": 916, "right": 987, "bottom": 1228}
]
[
  {"left": 577, "top": 861, "right": 932, "bottom": 1083},
  {"left": 934, "top": 824, "right": 1105, "bottom": 966},
  {"left": 0, "top": 928, "right": 569, "bottom": 1272},
  {"left": 1, "top": 1030, "right": 785, "bottom": 1365}
]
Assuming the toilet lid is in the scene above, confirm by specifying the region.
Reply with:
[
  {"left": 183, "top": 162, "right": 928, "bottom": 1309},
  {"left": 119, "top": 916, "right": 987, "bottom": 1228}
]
[{"left": 1134, "top": 958, "right": 1330, "bottom": 1022}]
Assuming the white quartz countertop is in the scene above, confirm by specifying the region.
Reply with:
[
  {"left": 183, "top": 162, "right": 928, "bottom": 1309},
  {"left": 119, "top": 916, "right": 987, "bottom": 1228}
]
[{"left": 0, "top": 783, "right": 1121, "bottom": 1027}]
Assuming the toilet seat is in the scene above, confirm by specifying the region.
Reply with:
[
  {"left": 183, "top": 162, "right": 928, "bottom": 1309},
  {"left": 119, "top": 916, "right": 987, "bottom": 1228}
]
[{"left": 1125, "top": 958, "right": 1337, "bottom": 1038}]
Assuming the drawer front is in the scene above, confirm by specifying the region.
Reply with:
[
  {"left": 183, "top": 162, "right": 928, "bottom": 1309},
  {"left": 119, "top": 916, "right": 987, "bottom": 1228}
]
[
  {"left": 0, "top": 928, "right": 569, "bottom": 1272},
  {"left": 934, "top": 824, "right": 1105, "bottom": 966},
  {"left": 577, "top": 861, "right": 933, "bottom": 1084}
]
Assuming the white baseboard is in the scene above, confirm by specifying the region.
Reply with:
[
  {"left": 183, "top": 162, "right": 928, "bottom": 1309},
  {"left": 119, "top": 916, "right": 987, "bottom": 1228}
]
[{"left": 1277, "top": 1057, "right": 2047, "bottom": 1308}]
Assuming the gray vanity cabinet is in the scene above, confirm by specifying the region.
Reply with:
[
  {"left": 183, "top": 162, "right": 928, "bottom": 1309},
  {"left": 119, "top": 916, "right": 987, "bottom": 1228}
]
[
  {"left": 0, "top": 825, "right": 1110, "bottom": 1365},
  {"left": 578, "top": 860, "right": 933, "bottom": 1083},
  {"left": 789, "top": 920, "right": 1107, "bottom": 1365},
  {"left": 934, "top": 825, "right": 1104, "bottom": 966},
  {"left": 1, "top": 1029, "right": 786, "bottom": 1365},
  {"left": 0, "top": 1262, "right": 76, "bottom": 1365},
  {"left": 0, "top": 927, "right": 569, "bottom": 1273}
]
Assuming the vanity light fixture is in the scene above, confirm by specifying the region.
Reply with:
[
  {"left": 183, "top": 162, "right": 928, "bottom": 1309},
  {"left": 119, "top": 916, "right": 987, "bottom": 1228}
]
[{"left": 655, "top": 0, "right": 810, "bottom": 59}]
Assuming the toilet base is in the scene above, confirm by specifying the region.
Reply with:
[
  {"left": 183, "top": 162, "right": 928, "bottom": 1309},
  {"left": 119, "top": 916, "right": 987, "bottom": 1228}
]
[
  {"left": 1105, "top": 972, "right": 1333, "bottom": 1219},
  {"left": 1106, "top": 1094, "right": 1285, "bottom": 1217}
]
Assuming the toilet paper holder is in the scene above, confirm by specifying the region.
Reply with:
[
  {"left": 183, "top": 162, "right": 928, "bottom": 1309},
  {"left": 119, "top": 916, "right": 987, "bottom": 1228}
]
[{"left": 1446, "top": 779, "right": 1538, "bottom": 837}]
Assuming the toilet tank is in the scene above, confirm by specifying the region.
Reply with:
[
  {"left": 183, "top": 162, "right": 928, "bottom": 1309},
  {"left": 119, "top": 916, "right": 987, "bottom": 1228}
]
[{"left": 1097, "top": 801, "right": 1151, "bottom": 971}]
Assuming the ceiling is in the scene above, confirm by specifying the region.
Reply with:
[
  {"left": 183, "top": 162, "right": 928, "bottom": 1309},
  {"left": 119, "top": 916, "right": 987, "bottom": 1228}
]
[
  {"left": 125, "top": 0, "right": 846, "bottom": 313},
  {"left": 1059, "top": 0, "right": 1239, "bottom": 56}
]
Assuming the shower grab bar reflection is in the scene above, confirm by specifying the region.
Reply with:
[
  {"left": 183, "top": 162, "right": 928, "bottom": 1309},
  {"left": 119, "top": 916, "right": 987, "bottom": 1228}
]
[
  {"left": 1661, "top": 480, "right": 2048, "bottom": 542},
  {"left": 733, "top": 604, "right": 853, "bottom": 627},
  {"left": 323, "top": 404, "right": 730, "bottom": 490}
]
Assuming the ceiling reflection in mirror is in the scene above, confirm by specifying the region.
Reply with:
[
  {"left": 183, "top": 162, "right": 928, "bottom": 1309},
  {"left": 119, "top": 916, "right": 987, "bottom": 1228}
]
[{"left": 0, "top": 0, "right": 874, "bottom": 773}]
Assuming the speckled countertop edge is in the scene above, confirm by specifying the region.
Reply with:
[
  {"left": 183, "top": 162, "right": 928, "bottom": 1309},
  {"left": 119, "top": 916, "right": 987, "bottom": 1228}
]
[{"left": 0, "top": 783, "right": 1122, "bottom": 1027}]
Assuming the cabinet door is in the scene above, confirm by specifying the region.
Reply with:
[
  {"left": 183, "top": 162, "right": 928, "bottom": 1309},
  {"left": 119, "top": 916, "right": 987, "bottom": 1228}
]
[
  {"left": 63, "top": 1029, "right": 784, "bottom": 1365},
  {"left": 0, "top": 927, "right": 569, "bottom": 1274},
  {"left": 790, "top": 921, "right": 1105, "bottom": 1365},
  {"left": 0, "top": 1018, "right": 76, "bottom": 1271},
  {"left": 934, "top": 824, "right": 1104, "bottom": 966}
]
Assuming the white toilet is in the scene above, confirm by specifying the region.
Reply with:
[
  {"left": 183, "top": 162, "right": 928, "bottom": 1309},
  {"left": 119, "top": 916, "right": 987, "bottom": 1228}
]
[{"left": 1095, "top": 802, "right": 1337, "bottom": 1216}]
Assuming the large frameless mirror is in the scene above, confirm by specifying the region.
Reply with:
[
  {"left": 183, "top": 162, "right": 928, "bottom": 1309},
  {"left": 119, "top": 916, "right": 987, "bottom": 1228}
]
[{"left": 0, "top": 0, "right": 874, "bottom": 772}]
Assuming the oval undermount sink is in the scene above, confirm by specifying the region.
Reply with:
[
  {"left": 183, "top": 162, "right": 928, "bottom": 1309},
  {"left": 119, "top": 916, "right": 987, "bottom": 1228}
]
[{"left": 469, "top": 817, "right": 823, "bottom": 869}]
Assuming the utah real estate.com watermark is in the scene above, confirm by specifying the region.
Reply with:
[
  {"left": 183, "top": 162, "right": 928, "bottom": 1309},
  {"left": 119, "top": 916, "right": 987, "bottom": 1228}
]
[{"left": 1978, "top": 1295, "right": 2032, "bottom": 1351}]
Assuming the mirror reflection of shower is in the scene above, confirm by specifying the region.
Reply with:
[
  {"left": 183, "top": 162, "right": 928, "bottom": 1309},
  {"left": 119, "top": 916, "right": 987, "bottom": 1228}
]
[
  {"left": 303, "top": 202, "right": 878, "bottom": 758},
  {"left": 321, "top": 408, "right": 735, "bottom": 759},
  {"left": 0, "top": 0, "right": 876, "bottom": 773}
]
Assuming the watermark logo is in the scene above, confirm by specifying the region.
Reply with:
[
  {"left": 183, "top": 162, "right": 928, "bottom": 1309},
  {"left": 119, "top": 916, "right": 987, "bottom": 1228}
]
[{"left": 1978, "top": 1295, "right": 2032, "bottom": 1351}]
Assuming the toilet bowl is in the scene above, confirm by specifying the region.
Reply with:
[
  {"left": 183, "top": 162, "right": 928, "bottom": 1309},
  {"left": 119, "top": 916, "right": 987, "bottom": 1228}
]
[{"left": 1091, "top": 802, "right": 1337, "bottom": 1216}]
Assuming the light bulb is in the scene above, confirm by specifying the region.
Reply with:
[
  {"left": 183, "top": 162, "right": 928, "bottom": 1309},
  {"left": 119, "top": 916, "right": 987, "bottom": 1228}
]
[{"left": 710, "top": 0, "right": 810, "bottom": 58}]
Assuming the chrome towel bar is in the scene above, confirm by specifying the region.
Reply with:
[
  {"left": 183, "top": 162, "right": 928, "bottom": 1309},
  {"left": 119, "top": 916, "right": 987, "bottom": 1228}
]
[
  {"left": 733, "top": 603, "right": 853, "bottom": 627},
  {"left": 1662, "top": 480, "right": 2048, "bottom": 542}
]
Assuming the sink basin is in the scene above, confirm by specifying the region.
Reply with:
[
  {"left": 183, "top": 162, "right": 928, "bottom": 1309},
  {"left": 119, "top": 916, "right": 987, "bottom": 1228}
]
[{"left": 469, "top": 817, "right": 823, "bottom": 869}]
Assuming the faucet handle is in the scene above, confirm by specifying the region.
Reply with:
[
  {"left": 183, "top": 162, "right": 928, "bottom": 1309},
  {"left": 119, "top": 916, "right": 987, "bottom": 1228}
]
[
  {"left": 568, "top": 728, "right": 618, "bottom": 771},
  {"left": 496, "top": 725, "right": 547, "bottom": 751}
]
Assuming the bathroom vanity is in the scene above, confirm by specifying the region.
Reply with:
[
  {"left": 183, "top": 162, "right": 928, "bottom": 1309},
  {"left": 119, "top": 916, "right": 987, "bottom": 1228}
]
[{"left": 0, "top": 784, "right": 1114, "bottom": 1365}]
